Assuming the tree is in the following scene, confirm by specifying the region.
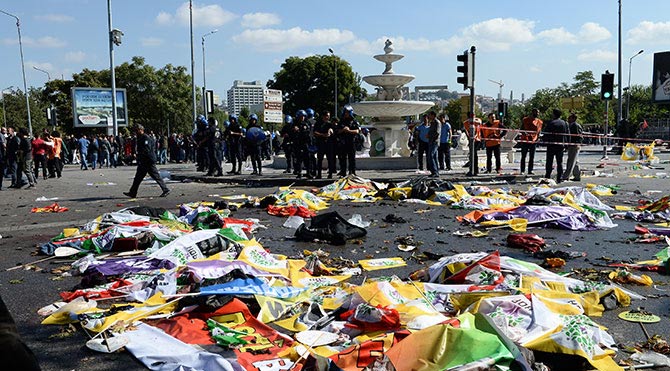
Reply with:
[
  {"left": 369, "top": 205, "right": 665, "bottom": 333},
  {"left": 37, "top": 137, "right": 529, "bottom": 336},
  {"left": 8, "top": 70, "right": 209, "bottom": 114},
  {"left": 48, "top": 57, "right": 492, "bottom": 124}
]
[{"left": 267, "top": 55, "right": 366, "bottom": 116}]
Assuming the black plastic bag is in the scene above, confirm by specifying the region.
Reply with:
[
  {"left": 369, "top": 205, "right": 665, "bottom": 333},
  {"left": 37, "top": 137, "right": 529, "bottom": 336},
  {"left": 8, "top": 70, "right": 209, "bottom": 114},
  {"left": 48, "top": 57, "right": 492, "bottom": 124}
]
[{"left": 295, "top": 211, "right": 367, "bottom": 245}]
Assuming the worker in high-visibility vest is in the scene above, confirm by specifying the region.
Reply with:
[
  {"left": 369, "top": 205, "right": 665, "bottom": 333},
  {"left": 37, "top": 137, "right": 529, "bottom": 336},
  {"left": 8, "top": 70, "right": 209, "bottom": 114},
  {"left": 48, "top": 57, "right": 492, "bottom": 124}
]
[{"left": 482, "top": 113, "right": 507, "bottom": 174}]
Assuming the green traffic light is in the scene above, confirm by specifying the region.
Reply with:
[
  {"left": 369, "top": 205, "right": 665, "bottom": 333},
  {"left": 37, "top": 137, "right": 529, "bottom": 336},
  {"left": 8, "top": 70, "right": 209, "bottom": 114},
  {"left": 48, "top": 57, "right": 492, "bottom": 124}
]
[{"left": 604, "top": 92, "right": 611, "bottom": 98}]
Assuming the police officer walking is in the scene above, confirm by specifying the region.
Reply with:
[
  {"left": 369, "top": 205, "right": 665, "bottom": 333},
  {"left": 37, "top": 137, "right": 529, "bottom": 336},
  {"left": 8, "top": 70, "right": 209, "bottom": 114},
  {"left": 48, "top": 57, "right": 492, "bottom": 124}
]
[
  {"left": 124, "top": 124, "right": 170, "bottom": 198},
  {"left": 225, "top": 114, "right": 244, "bottom": 175}
]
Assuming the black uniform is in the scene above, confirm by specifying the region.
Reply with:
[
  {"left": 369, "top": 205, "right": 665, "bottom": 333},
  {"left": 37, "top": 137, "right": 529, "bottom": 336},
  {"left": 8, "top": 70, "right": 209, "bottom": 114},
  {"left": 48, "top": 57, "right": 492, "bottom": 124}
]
[
  {"left": 225, "top": 120, "right": 243, "bottom": 174},
  {"left": 246, "top": 123, "right": 264, "bottom": 175},
  {"left": 306, "top": 116, "right": 317, "bottom": 176},
  {"left": 314, "top": 118, "right": 336, "bottom": 178},
  {"left": 280, "top": 123, "right": 293, "bottom": 173},
  {"left": 206, "top": 124, "right": 223, "bottom": 176},
  {"left": 291, "top": 118, "right": 312, "bottom": 178},
  {"left": 543, "top": 118, "right": 569, "bottom": 182},
  {"left": 126, "top": 132, "right": 170, "bottom": 197},
  {"left": 336, "top": 116, "right": 360, "bottom": 176},
  {"left": 194, "top": 122, "right": 209, "bottom": 171}
]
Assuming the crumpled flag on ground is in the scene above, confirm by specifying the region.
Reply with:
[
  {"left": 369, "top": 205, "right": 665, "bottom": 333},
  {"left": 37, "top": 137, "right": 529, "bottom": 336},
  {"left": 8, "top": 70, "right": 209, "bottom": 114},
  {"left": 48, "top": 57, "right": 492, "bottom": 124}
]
[
  {"left": 526, "top": 186, "right": 614, "bottom": 212},
  {"left": 123, "top": 322, "right": 242, "bottom": 371},
  {"left": 265, "top": 187, "right": 328, "bottom": 217},
  {"left": 445, "top": 185, "right": 526, "bottom": 210},
  {"left": 621, "top": 141, "right": 656, "bottom": 161},
  {"left": 317, "top": 174, "right": 386, "bottom": 201},
  {"left": 31, "top": 202, "right": 69, "bottom": 213},
  {"left": 639, "top": 194, "right": 670, "bottom": 213},
  {"left": 474, "top": 294, "right": 622, "bottom": 371},
  {"left": 506, "top": 233, "right": 545, "bottom": 253},
  {"left": 148, "top": 228, "right": 244, "bottom": 266},
  {"left": 460, "top": 205, "right": 615, "bottom": 230},
  {"left": 379, "top": 312, "right": 517, "bottom": 371},
  {"left": 585, "top": 183, "right": 618, "bottom": 196},
  {"left": 424, "top": 252, "right": 641, "bottom": 306},
  {"left": 208, "top": 298, "right": 299, "bottom": 371}
]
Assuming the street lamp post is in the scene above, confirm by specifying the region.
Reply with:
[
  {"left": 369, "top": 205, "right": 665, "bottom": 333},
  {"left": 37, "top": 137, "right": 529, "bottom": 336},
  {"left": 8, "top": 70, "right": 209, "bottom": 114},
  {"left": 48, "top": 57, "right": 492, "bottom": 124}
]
[
  {"left": 107, "top": 0, "right": 122, "bottom": 137},
  {"left": 201, "top": 29, "right": 218, "bottom": 120},
  {"left": 1, "top": 9, "right": 32, "bottom": 136},
  {"left": 189, "top": 0, "right": 197, "bottom": 129},
  {"left": 328, "top": 48, "right": 338, "bottom": 116},
  {"left": 33, "top": 66, "right": 51, "bottom": 81},
  {"left": 2, "top": 86, "right": 15, "bottom": 127},
  {"left": 626, "top": 49, "right": 644, "bottom": 120}
]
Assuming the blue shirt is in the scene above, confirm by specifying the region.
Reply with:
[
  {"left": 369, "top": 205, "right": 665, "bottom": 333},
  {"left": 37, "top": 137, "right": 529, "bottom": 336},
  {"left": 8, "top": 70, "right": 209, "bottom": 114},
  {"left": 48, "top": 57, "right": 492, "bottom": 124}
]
[
  {"left": 78, "top": 137, "right": 89, "bottom": 153},
  {"left": 440, "top": 121, "right": 452, "bottom": 144},
  {"left": 416, "top": 124, "right": 430, "bottom": 143}
]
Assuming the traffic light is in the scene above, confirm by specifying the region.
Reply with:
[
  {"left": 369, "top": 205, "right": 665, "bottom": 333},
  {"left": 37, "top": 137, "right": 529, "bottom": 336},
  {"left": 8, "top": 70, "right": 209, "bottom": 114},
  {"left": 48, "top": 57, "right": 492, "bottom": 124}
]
[
  {"left": 456, "top": 50, "right": 472, "bottom": 90},
  {"left": 601, "top": 72, "right": 614, "bottom": 100},
  {"left": 497, "top": 102, "right": 508, "bottom": 119}
]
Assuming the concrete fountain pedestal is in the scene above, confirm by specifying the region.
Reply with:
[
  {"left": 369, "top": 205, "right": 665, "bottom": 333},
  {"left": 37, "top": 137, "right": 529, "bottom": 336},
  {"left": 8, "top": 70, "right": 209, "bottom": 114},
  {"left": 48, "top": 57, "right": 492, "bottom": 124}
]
[{"left": 350, "top": 40, "right": 433, "bottom": 158}]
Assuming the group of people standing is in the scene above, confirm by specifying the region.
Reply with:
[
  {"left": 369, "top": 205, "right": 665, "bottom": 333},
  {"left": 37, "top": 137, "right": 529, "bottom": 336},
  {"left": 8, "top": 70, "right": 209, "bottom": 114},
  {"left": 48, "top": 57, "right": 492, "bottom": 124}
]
[
  {"left": 0, "top": 127, "right": 66, "bottom": 190},
  {"left": 281, "top": 106, "right": 361, "bottom": 179},
  {"left": 412, "top": 111, "right": 451, "bottom": 177},
  {"left": 464, "top": 107, "right": 583, "bottom": 182},
  {"left": 76, "top": 134, "right": 123, "bottom": 170}
]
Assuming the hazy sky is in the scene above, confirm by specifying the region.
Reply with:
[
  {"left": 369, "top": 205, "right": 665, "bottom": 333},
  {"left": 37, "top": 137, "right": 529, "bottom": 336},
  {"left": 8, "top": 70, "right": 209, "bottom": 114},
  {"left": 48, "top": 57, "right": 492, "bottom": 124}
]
[{"left": 1, "top": 0, "right": 668, "bottom": 101}]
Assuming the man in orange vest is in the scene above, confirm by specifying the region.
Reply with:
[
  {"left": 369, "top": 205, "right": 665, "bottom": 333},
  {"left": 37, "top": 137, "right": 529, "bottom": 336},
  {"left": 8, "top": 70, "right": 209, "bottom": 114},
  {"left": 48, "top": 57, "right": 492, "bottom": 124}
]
[
  {"left": 519, "top": 108, "right": 543, "bottom": 175},
  {"left": 482, "top": 112, "right": 507, "bottom": 173},
  {"left": 463, "top": 111, "right": 482, "bottom": 176}
]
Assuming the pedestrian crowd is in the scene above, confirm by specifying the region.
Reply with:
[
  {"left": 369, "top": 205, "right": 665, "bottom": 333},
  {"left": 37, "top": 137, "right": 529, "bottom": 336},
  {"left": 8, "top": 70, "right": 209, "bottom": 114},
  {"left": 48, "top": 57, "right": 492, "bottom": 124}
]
[
  {"left": 461, "top": 107, "right": 583, "bottom": 182},
  {"left": 0, "top": 127, "right": 67, "bottom": 190},
  {"left": 0, "top": 106, "right": 587, "bottom": 191}
]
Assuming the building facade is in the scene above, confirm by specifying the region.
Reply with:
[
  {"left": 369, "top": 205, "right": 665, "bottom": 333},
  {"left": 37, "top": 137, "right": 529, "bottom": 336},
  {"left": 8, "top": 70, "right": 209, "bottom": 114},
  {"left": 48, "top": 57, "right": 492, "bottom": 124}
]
[{"left": 227, "top": 80, "right": 264, "bottom": 115}]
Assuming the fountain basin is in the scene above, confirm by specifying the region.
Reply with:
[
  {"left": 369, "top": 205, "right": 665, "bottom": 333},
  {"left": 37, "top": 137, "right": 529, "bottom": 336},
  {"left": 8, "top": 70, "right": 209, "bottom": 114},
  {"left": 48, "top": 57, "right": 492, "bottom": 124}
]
[
  {"left": 350, "top": 100, "right": 433, "bottom": 118},
  {"left": 363, "top": 74, "right": 415, "bottom": 88},
  {"left": 373, "top": 54, "right": 404, "bottom": 65}
]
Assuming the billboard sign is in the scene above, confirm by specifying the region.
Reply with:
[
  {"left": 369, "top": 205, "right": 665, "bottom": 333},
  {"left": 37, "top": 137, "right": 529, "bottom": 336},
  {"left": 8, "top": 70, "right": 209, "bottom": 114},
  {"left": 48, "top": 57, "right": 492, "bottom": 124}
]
[
  {"left": 652, "top": 51, "right": 670, "bottom": 103},
  {"left": 263, "top": 89, "right": 283, "bottom": 124},
  {"left": 71, "top": 87, "right": 128, "bottom": 128}
]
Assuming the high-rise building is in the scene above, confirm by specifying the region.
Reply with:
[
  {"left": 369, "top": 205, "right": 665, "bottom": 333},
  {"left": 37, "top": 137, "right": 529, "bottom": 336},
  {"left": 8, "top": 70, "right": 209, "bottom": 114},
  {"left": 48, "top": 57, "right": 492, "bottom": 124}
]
[{"left": 227, "top": 80, "right": 264, "bottom": 115}]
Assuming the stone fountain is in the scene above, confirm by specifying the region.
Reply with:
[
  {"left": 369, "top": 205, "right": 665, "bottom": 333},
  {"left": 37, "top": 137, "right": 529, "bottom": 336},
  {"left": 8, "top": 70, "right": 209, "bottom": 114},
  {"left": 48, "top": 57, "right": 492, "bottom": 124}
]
[{"left": 351, "top": 40, "right": 433, "bottom": 157}]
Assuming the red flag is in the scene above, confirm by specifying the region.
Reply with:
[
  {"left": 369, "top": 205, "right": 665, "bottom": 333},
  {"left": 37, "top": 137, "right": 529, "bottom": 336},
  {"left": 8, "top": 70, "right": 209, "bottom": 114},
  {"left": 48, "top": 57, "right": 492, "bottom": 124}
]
[{"left": 642, "top": 120, "right": 649, "bottom": 130}]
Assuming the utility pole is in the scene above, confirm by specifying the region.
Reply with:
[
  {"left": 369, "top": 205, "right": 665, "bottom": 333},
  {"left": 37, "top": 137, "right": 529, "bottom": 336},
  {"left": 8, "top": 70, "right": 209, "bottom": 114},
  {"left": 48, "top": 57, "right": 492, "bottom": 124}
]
[
  {"left": 617, "top": 0, "right": 623, "bottom": 126},
  {"left": 468, "top": 46, "right": 477, "bottom": 176},
  {"left": 189, "top": 0, "right": 196, "bottom": 129}
]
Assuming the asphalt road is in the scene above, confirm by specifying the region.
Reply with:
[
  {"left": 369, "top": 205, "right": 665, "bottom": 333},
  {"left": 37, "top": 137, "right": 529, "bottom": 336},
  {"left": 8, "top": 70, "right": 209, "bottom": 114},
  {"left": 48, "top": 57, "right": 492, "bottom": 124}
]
[{"left": 1, "top": 155, "right": 669, "bottom": 371}]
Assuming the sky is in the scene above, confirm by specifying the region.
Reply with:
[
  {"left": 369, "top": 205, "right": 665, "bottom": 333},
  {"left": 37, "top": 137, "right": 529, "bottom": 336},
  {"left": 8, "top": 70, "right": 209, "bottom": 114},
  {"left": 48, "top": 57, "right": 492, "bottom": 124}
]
[{"left": 1, "top": 0, "right": 670, "bottom": 103}]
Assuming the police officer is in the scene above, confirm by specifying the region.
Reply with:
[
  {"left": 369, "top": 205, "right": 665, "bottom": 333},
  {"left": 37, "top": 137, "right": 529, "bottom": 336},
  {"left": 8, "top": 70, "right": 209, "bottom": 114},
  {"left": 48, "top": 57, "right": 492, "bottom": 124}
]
[
  {"left": 124, "top": 125, "right": 170, "bottom": 198},
  {"left": 305, "top": 108, "right": 318, "bottom": 177},
  {"left": 292, "top": 110, "right": 312, "bottom": 179},
  {"left": 336, "top": 106, "right": 360, "bottom": 176},
  {"left": 314, "top": 110, "right": 336, "bottom": 179},
  {"left": 193, "top": 115, "right": 209, "bottom": 172},
  {"left": 225, "top": 114, "right": 243, "bottom": 175},
  {"left": 205, "top": 117, "right": 223, "bottom": 176},
  {"left": 280, "top": 115, "right": 294, "bottom": 174},
  {"left": 246, "top": 114, "right": 265, "bottom": 175}
]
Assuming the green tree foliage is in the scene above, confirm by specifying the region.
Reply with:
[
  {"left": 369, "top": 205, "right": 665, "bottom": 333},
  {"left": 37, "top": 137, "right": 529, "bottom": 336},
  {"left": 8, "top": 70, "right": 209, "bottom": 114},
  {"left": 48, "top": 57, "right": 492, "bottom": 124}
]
[
  {"left": 1, "top": 87, "right": 49, "bottom": 134},
  {"left": 267, "top": 55, "right": 366, "bottom": 116}
]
